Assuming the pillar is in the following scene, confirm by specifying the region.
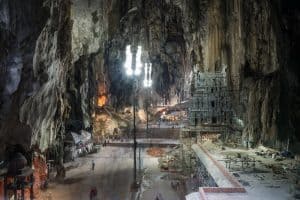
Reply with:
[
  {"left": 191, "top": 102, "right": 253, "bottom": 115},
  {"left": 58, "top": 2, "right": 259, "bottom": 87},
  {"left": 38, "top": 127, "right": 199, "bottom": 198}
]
[
  {"left": 30, "top": 175, "right": 34, "bottom": 200},
  {"left": 4, "top": 177, "right": 7, "bottom": 200}
]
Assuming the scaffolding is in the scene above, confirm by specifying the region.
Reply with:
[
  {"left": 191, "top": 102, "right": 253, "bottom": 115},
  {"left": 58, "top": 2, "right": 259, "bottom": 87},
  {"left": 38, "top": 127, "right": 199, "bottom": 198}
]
[{"left": 181, "top": 66, "right": 236, "bottom": 143}]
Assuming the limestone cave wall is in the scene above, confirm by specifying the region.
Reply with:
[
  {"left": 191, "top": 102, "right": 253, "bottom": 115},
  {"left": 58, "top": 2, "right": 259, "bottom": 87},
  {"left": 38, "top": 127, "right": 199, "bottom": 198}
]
[
  {"left": 103, "top": 0, "right": 300, "bottom": 148},
  {"left": 0, "top": 0, "right": 299, "bottom": 158},
  {"left": 0, "top": 0, "right": 50, "bottom": 157},
  {"left": 179, "top": 0, "right": 300, "bottom": 148}
]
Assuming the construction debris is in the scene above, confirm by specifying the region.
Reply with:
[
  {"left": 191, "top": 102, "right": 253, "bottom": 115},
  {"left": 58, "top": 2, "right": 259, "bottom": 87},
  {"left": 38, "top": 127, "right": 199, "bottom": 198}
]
[{"left": 147, "top": 147, "right": 165, "bottom": 157}]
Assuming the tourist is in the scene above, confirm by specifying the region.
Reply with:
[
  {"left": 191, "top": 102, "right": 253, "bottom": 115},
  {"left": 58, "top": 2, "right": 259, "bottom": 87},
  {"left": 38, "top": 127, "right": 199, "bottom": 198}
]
[
  {"left": 89, "top": 187, "right": 97, "bottom": 200},
  {"left": 91, "top": 160, "right": 95, "bottom": 170}
]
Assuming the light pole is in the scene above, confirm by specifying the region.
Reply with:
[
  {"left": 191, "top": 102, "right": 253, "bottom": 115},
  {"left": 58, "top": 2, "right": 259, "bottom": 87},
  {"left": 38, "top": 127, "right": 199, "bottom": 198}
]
[
  {"left": 124, "top": 44, "right": 143, "bottom": 188},
  {"left": 143, "top": 63, "right": 152, "bottom": 136}
]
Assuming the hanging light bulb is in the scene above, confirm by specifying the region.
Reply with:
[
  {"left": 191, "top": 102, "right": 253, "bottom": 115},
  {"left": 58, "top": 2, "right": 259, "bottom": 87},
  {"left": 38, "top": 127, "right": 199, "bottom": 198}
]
[
  {"left": 124, "top": 45, "right": 133, "bottom": 76},
  {"left": 148, "top": 63, "right": 152, "bottom": 87},
  {"left": 144, "top": 63, "right": 148, "bottom": 87},
  {"left": 144, "top": 62, "right": 152, "bottom": 87},
  {"left": 134, "top": 46, "right": 142, "bottom": 76}
]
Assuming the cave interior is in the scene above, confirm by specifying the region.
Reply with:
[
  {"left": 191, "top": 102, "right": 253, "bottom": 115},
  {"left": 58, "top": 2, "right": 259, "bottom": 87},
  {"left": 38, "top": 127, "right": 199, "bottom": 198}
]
[{"left": 0, "top": 0, "right": 300, "bottom": 199}]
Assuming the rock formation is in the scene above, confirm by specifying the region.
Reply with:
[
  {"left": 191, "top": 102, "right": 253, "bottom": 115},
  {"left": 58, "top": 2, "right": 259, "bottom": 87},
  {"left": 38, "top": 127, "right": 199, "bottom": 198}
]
[{"left": 0, "top": 0, "right": 299, "bottom": 159}]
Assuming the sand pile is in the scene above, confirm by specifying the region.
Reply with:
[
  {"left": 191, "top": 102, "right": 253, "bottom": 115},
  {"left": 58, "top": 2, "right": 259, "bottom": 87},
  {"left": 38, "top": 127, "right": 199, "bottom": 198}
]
[{"left": 147, "top": 147, "right": 165, "bottom": 157}]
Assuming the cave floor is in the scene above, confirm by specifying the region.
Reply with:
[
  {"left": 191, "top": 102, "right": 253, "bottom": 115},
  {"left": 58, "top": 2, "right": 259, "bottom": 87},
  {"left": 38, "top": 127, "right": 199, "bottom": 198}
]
[
  {"left": 41, "top": 146, "right": 134, "bottom": 200},
  {"left": 196, "top": 141, "right": 300, "bottom": 200},
  {"left": 40, "top": 146, "right": 182, "bottom": 200},
  {"left": 38, "top": 141, "right": 300, "bottom": 200}
]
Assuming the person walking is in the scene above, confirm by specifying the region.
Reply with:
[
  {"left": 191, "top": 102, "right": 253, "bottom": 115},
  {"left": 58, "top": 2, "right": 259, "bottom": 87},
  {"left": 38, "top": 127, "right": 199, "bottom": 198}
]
[
  {"left": 91, "top": 160, "right": 95, "bottom": 171},
  {"left": 89, "top": 187, "right": 97, "bottom": 200}
]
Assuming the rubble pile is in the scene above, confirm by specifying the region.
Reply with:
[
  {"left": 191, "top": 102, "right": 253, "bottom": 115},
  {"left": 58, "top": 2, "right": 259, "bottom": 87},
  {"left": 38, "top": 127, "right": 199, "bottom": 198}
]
[
  {"left": 158, "top": 148, "right": 182, "bottom": 172},
  {"left": 147, "top": 147, "right": 165, "bottom": 157}
]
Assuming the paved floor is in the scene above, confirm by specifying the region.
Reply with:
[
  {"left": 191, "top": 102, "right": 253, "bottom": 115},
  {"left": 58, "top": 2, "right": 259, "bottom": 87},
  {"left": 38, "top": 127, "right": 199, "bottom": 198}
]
[
  {"left": 41, "top": 146, "right": 182, "bottom": 200},
  {"left": 140, "top": 157, "right": 184, "bottom": 200},
  {"left": 43, "top": 147, "right": 134, "bottom": 200}
]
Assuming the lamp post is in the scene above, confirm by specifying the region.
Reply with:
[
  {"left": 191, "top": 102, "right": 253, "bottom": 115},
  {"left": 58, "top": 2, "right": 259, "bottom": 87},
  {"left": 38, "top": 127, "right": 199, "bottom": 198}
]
[
  {"left": 143, "top": 63, "right": 152, "bottom": 135},
  {"left": 124, "top": 44, "right": 143, "bottom": 188}
]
